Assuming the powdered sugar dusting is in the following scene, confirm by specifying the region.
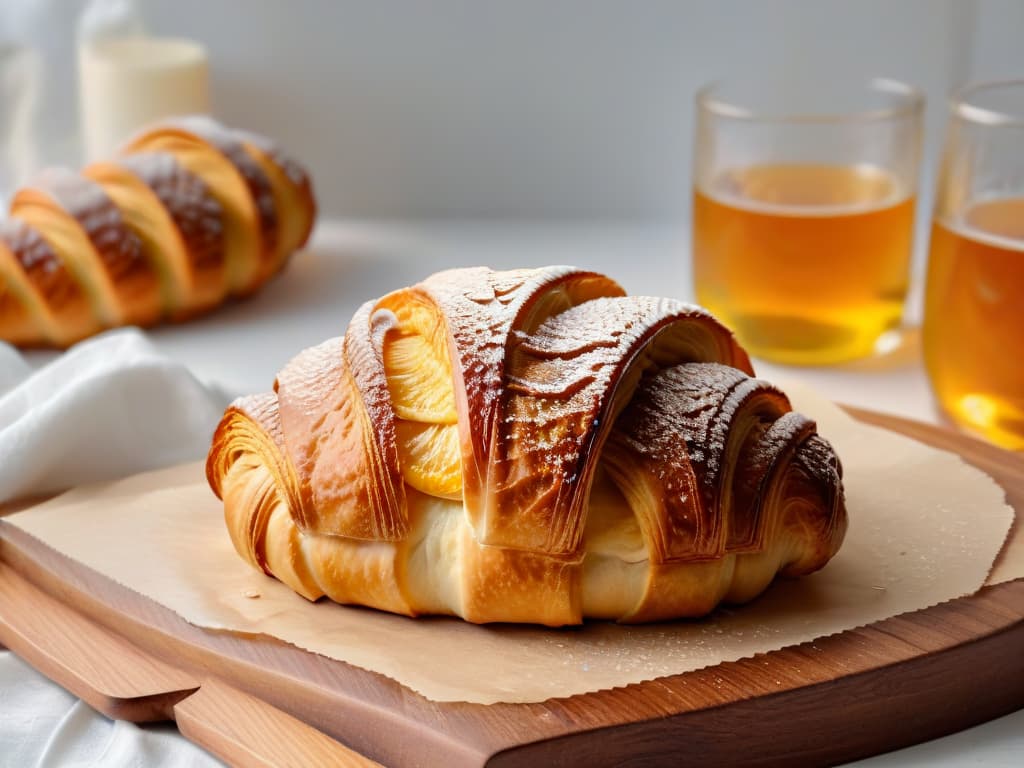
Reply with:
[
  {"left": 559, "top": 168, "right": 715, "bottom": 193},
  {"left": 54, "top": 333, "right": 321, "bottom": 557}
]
[
  {"left": 611, "top": 365, "right": 763, "bottom": 559},
  {"left": 420, "top": 266, "right": 618, "bottom": 493},
  {"left": 608, "top": 362, "right": 844, "bottom": 566},
  {"left": 792, "top": 433, "right": 847, "bottom": 545},
  {"left": 146, "top": 117, "right": 278, "bottom": 262},
  {"left": 176, "top": 117, "right": 278, "bottom": 258},
  {"left": 233, "top": 128, "right": 311, "bottom": 189},
  {"left": 35, "top": 169, "right": 147, "bottom": 285},
  {"left": 0, "top": 217, "right": 92, "bottom": 339},
  {"left": 232, "top": 392, "right": 286, "bottom": 446},
  {"left": 120, "top": 152, "right": 226, "bottom": 272},
  {"left": 488, "top": 296, "right": 748, "bottom": 554},
  {"left": 1, "top": 218, "right": 63, "bottom": 277}
]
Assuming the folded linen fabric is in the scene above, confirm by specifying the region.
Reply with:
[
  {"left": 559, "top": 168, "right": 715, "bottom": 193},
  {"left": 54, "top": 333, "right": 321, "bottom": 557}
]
[{"left": 0, "top": 328, "right": 229, "bottom": 503}]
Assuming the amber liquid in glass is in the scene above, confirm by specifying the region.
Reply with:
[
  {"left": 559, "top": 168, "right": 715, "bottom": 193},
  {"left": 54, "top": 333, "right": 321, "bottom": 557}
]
[
  {"left": 693, "top": 164, "right": 915, "bottom": 364},
  {"left": 924, "top": 197, "right": 1024, "bottom": 450}
]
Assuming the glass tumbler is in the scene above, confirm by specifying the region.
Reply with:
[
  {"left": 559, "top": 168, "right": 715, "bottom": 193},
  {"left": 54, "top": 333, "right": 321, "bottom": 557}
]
[
  {"left": 924, "top": 80, "right": 1024, "bottom": 451},
  {"left": 692, "top": 77, "right": 924, "bottom": 365}
]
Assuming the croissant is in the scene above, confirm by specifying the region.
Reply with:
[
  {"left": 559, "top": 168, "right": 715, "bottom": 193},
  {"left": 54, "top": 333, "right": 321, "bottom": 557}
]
[
  {"left": 207, "top": 267, "right": 847, "bottom": 625},
  {"left": 0, "top": 116, "right": 315, "bottom": 347}
]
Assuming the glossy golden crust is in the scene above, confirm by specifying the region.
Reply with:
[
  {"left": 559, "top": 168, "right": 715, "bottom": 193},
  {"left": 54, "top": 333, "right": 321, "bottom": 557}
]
[
  {"left": 274, "top": 303, "right": 408, "bottom": 540},
  {"left": 208, "top": 266, "right": 848, "bottom": 625},
  {"left": 0, "top": 118, "right": 315, "bottom": 348}
]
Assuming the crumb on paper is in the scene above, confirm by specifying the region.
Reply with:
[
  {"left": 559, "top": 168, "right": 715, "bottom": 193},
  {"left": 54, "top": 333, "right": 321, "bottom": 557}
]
[{"left": 243, "top": 589, "right": 261, "bottom": 599}]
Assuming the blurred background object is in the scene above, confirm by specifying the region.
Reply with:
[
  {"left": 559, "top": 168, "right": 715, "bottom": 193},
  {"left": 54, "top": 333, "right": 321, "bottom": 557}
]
[
  {"left": 924, "top": 79, "right": 1024, "bottom": 451},
  {"left": 0, "top": 0, "right": 80, "bottom": 197},
  {"left": 0, "top": 41, "right": 38, "bottom": 208},
  {"left": 77, "top": 0, "right": 210, "bottom": 161},
  {"left": 0, "top": 116, "right": 315, "bottom": 348},
  {"left": 692, "top": 76, "right": 922, "bottom": 364}
]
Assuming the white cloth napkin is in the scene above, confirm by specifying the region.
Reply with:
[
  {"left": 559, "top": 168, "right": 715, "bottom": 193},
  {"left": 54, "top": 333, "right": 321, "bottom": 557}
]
[
  {"left": 0, "top": 328, "right": 228, "bottom": 767},
  {"left": 0, "top": 328, "right": 230, "bottom": 503}
]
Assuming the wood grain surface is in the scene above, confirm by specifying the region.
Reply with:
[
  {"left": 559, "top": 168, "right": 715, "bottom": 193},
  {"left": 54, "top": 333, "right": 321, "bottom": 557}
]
[{"left": 0, "top": 410, "right": 1021, "bottom": 768}]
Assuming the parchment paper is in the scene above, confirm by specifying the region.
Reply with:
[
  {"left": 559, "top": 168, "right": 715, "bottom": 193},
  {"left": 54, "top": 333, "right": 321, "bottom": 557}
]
[{"left": 6, "top": 385, "right": 1019, "bottom": 704}]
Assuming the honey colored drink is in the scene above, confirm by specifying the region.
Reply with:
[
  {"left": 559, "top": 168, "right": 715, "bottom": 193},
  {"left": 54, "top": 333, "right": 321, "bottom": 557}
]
[
  {"left": 924, "top": 197, "right": 1024, "bottom": 450},
  {"left": 693, "top": 163, "right": 915, "bottom": 364}
]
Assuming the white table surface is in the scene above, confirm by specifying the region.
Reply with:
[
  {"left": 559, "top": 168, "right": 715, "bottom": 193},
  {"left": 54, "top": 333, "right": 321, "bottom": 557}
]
[{"left": 6, "top": 220, "right": 1022, "bottom": 766}]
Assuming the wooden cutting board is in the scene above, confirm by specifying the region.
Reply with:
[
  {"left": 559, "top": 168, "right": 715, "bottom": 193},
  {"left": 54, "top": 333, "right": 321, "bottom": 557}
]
[{"left": 0, "top": 408, "right": 1021, "bottom": 768}]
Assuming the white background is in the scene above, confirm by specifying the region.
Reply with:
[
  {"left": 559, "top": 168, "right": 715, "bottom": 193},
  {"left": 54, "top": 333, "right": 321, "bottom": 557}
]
[
  {"left": 3, "top": 0, "right": 1022, "bottom": 221},
  {"left": 125, "top": 0, "right": 1024, "bottom": 221}
]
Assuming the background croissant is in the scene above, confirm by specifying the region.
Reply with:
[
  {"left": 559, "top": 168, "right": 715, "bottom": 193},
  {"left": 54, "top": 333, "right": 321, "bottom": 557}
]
[
  {"left": 208, "top": 267, "right": 848, "bottom": 625},
  {"left": 0, "top": 116, "right": 315, "bottom": 348}
]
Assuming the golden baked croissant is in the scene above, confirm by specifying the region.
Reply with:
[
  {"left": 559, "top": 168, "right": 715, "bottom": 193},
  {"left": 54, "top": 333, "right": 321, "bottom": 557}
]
[
  {"left": 0, "top": 116, "right": 315, "bottom": 347},
  {"left": 207, "top": 267, "right": 847, "bottom": 625}
]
